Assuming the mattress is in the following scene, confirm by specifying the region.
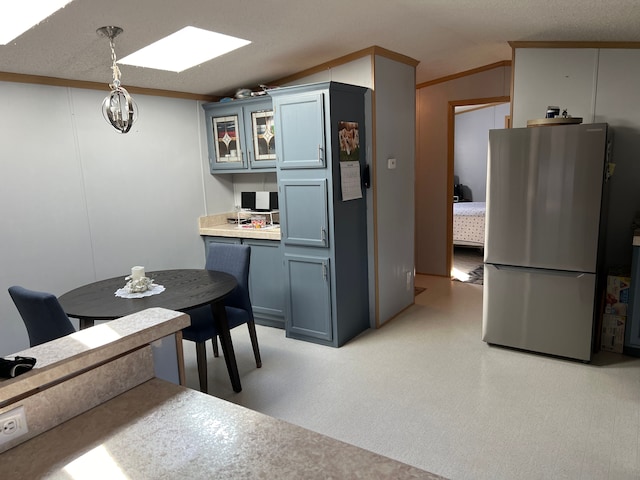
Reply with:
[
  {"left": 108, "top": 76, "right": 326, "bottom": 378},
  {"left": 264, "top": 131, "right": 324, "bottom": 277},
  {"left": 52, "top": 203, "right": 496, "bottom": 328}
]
[{"left": 453, "top": 201, "right": 485, "bottom": 247}]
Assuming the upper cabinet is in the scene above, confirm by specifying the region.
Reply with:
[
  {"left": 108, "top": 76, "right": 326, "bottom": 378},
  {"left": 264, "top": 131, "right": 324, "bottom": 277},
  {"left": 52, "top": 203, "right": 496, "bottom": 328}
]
[
  {"left": 273, "top": 91, "right": 326, "bottom": 169},
  {"left": 202, "top": 96, "right": 276, "bottom": 173}
]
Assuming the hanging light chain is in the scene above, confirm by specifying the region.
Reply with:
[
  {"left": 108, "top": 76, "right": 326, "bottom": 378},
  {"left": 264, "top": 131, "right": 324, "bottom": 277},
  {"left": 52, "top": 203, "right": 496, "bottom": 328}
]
[{"left": 108, "top": 36, "right": 122, "bottom": 89}]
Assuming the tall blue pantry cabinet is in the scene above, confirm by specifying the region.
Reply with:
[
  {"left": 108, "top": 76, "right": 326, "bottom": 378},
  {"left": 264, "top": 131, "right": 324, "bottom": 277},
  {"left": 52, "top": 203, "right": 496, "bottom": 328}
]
[{"left": 269, "top": 82, "right": 370, "bottom": 347}]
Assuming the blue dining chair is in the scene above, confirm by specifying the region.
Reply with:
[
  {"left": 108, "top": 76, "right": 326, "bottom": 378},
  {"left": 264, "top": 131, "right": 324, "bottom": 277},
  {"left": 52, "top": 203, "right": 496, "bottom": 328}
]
[
  {"left": 8, "top": 286, "right": 76, "bottom": 347},
  {"left": 182, "top": 243, "right": 262, "bottom": 393}
]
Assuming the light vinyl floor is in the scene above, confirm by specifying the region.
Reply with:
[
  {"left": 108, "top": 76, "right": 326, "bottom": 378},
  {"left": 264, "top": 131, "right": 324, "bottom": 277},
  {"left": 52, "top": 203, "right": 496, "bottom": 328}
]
[{"left": 181, "top": 275, "right": 640, "bottom": 480}]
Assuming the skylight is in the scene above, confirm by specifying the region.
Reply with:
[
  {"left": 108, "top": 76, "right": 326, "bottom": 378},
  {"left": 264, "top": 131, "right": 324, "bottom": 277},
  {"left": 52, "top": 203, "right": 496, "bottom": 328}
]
[
  {"left": 117, "top": 26, "right": 251, "bottom": 73},
  {"left": 0, "top": 0, "right": 73, "bottom": 45}
]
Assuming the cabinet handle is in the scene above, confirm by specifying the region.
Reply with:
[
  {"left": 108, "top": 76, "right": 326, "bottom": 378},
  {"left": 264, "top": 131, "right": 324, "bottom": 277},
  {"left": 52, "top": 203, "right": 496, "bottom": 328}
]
[
  {"left": 322, "top": 263, "right": 327, "bottom": 281},
  {"left": 321, "top": 226, "right": 326, "bottom": 242},
  {"left": 318, "top": 145, "right": 323, "bottom": 163}
]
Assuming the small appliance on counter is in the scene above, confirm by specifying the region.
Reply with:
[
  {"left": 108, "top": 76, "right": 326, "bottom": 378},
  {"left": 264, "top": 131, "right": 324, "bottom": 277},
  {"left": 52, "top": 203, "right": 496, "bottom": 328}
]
[
  {"left": 241, "top": 191, "right": 278, "bottom": 211},
  {"left": 235, "top": 191, "right": 279, "bottom": 228}
]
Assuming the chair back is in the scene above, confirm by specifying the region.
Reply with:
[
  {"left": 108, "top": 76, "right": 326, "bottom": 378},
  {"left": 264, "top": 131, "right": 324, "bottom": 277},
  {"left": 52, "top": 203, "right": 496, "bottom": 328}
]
[
  {"left": 8, "top": 286, "right": 76, "bottom": 347},
  {"left": 204, "top": 243, "right": 253, "bottom": 319}
]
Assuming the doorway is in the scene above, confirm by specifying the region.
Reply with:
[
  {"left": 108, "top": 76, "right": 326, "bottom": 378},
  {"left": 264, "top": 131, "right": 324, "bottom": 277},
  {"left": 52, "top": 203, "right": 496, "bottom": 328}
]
[{"left": 447, "top": 97, "right": 510, "bottom": 281}]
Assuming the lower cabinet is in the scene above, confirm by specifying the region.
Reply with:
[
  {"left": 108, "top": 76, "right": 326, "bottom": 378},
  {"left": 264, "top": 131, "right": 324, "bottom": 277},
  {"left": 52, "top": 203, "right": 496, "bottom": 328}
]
[
  {"left": 203, "top": 236, "right": 284, "bottom": 329},
  {"left": 284, "top": 253, "right": 332, "bottom": 342}
]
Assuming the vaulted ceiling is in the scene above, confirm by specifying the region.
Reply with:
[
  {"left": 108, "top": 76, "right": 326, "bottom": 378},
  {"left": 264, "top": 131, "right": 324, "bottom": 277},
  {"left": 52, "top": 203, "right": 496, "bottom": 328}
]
[{"left": 2, "top": 0, "right": 640, "bottom": 97}]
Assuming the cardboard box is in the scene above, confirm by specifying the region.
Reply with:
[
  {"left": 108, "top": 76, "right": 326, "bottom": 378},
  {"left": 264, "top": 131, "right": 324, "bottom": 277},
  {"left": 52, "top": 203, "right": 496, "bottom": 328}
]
[
  {"left": 601, "top": 314, "right": 626, "bottom": 353},
  {"left": 605, "top": 274, "right": 631, "bottom": 316}
]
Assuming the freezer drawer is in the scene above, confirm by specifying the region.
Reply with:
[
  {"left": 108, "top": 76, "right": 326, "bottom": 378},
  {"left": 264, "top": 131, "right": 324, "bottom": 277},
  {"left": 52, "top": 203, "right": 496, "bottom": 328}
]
[{"left": 482, "top": 264, "right": 596, "bottom": 361}]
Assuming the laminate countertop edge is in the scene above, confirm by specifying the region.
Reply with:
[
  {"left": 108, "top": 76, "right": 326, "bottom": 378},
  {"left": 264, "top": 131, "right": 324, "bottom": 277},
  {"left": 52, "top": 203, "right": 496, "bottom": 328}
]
[{"left": 0, "top": 308, "right": 189, "bottom": 407}]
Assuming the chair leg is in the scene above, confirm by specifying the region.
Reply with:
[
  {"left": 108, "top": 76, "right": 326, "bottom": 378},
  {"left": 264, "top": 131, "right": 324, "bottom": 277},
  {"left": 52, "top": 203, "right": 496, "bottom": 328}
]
[
  {"left": 195, "top": 341, "right": 208, "bottom": 393},
  {"left": 247, "top": 319, "right": 262, "bottom": 368},
  {"left": 211, "top": 301, "right": 242, "bottom": 392},
  {"left": 212, "top": 335, "right": 219, "bottom": 357}
]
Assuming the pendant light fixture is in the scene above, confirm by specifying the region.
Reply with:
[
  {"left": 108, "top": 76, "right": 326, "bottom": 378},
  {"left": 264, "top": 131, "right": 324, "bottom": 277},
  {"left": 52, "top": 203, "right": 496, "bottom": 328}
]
[{"left": 97, "top": 26, "right": 137, "bottom": 134}]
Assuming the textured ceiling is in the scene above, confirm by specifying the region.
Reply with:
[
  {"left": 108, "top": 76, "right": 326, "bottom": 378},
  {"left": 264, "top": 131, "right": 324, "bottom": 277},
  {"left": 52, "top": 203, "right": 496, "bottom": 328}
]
[{"left": 2, "top": 0, "right": 640, "bottom": 96}]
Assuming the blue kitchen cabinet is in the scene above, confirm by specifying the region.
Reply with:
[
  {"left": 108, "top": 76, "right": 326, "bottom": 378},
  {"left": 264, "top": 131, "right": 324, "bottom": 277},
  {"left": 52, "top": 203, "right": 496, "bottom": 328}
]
[
  {"left": 270, "top": 82, "right": 370, "bottom": 347},
  {"left": 243, "top": 238, "right": 285, "bottom": 329},
  {"left": 284, "top": 253, "right": 332, "bottom": 342},
  {"left": 279, "top": 179, "right": 329, "bottom": 248},
  {"left": 203, "top": 236, "right": 284, "bottom": 329},
  {"left": 202, "top": 96, "right": 276, "bottom": 173},
  {"left": 273, "top": 91, "right": 325, "bottom": 169},
  {"left": 203, "top": 236, "right": 241, "bottom": 246}
]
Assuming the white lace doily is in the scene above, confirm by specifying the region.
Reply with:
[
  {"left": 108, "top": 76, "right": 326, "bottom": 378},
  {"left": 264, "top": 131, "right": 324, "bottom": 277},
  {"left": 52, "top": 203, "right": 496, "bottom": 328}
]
[{"left": 114, "top": 284, "right": 165, "bottom": 299}]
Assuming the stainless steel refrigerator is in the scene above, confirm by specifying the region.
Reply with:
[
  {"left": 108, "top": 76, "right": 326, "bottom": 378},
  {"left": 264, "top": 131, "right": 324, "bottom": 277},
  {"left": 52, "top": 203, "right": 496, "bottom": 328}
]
[{"left": 482, "top": 123, "right": 611, "bottom": 362}]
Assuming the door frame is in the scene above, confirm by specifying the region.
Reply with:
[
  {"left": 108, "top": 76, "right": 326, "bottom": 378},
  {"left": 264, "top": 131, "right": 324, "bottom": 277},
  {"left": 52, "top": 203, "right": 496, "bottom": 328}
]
[{"left": 446, "top": 96, "right": 510, "bottom": 277}]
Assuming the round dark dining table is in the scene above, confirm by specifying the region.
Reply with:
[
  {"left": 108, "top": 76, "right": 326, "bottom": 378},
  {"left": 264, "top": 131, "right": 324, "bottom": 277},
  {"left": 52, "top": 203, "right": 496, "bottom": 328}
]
[{"left": 58, "top": 269, "right": 243, "bottom": 392}]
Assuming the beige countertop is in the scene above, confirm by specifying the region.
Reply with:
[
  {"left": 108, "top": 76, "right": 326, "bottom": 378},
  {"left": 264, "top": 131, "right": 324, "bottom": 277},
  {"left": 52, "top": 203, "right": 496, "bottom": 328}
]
[
  {"left": 199, "top": 212, "right": 281, "bottom": 241},
  {"left": 2, "top": 378, "right": 445, "bottom": 479}
]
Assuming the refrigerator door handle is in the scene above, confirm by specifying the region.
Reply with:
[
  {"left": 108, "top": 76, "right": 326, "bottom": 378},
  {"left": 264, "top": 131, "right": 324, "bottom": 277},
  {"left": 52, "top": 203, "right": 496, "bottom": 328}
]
[{"left": 491, "top": 264, "right": 588, "bottom": 278}]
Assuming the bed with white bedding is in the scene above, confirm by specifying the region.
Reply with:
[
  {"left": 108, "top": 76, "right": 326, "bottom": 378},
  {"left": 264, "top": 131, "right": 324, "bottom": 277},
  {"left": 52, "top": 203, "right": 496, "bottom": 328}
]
[{"left": 453, "top": 201, "right": 485, "bottom": 247}]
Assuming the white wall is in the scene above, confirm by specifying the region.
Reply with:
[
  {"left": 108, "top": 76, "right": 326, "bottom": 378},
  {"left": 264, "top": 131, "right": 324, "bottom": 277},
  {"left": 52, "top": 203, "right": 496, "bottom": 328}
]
[
  {"left": 454, "top": 103, "right": 509, "bottom": 202},
  {"left": 282, "top": 56, "right": 373, "bottom": 88},
  {"left": 0, "top": 81, "right": 234, "bottom": 355},
  {"left": 373, "top": 55, "right": 416, "bottom": 324},
  {"left": 512, "top": 48, "right": 598, "bottom": 128}
]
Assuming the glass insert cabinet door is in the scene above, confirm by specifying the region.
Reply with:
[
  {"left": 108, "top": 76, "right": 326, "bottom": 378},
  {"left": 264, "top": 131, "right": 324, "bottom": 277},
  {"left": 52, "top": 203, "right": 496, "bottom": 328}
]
[
  {"left": 252, "top": 110, "right": 276, "bottom": 162},
  {"left": 213, "top": 115, "right": 242, "bottom": 164}
]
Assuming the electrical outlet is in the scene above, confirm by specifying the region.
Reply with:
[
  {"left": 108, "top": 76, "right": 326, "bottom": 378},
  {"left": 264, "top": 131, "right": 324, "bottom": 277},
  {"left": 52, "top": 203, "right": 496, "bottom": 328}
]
[{"left": 0, "top": 406, "right": 28, "bottom": 446}]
